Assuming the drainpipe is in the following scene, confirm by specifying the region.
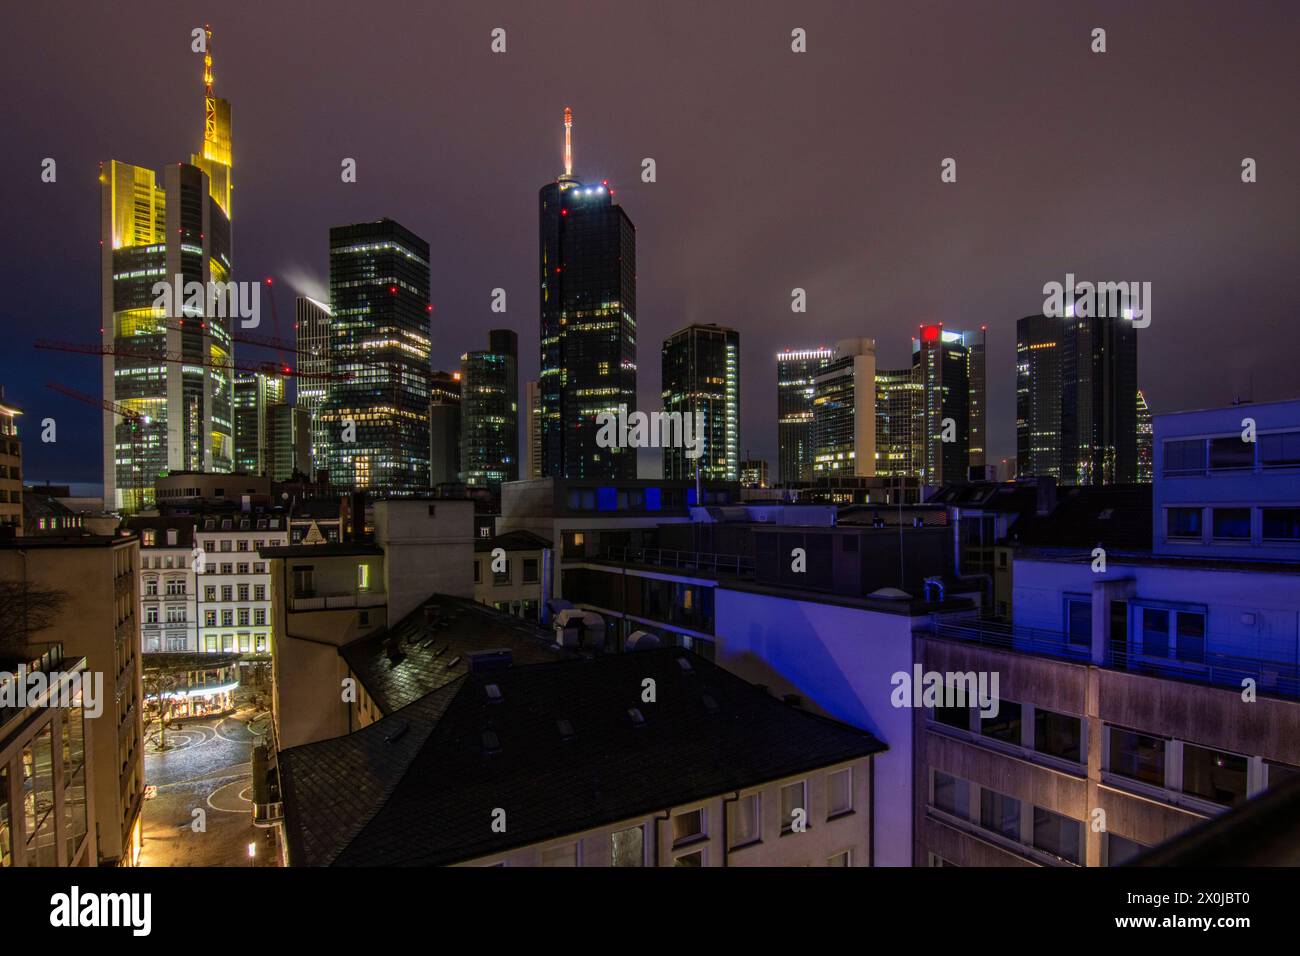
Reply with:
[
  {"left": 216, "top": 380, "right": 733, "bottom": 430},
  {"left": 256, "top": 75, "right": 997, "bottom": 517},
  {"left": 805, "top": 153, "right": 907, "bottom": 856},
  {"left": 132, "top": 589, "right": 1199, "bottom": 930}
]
[
  {"left": 652, "top": 808, "right": 671, "bottom": 867},
  {"left": 721, "top": 790, "right": 740, "bottom": 868}
]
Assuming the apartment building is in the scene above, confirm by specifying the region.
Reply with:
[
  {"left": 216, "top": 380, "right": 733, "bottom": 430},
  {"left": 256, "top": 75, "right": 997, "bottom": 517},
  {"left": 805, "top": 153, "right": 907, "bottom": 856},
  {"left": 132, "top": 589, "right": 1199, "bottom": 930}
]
[
  {"left": 278, "top": 646, "right": 884, "bottom": 866},
  {"left": 0, "top": 533, "right": 144, "bottom": 866},
  {"left": 0, "top": 392, "right": 22, "bottom": 534},
  {"left": 473, "top": 529, "right": 551, "bottom": 621},
  {"left": 1, "top": 642, "right": 95, "bottom": 867}
]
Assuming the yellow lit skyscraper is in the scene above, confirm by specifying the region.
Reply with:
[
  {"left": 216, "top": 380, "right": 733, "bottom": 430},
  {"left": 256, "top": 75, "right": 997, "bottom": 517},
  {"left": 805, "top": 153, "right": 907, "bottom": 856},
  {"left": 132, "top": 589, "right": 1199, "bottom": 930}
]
[{"left": 100, "top": 27, "right": 235, "bottom": 512}]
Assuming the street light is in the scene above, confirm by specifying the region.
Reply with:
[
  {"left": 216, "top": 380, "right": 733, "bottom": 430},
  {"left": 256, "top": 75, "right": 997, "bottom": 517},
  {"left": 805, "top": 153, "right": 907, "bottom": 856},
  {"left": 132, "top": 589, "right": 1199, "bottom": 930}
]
[{"left": 248, "top": 841, "right": 256, "bottom": 866}]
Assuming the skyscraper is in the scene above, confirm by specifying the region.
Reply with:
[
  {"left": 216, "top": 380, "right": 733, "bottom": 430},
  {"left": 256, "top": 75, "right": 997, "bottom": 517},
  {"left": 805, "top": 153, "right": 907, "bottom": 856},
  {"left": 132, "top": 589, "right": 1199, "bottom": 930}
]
[
  {"left": 267, "top": 402, "right": 312, "bottom": 481},
  {"left": 100, "top": 32, "right": 234, "bottom": 512},
  {"left": 776, "top": 347, "right": 834, "bottom": 483},
  {"left": 524, "top": 380, "right": 542, "bottom": 479},
  {"left": 967, "top": 326, "right": 987, "bottom": 470},
  {"left": 912, "top": 325, "right": 974, "bottom": 486},
  {"left": 233, "top": 372, "right": 284, "bottom": 474},
  {"left": 1060, "top": 307, "right": 1139, "bottom": 485},
  {"left": 661, "top": 324, "right": 740, "bottom": 481},
  {"left": 429, "top": 370, "right": 461, "bottom": 486},
  {"left": 1016, "top": 313, "right": 1064, "bottom": 479},
  {"left": 294, "top": 295, "right": 332, "bottom": 468},
  {"left": 875, "top": 366, "right": 923, "bottom": 477},
  {"left": 811, "top": 338, "right": 877, "bottom": 479},
  {"left": 539, "top": 108, "right": 636, "bottom": 480},
  {"left": 319, "top": 219, "right": 432, "bottom": 495},
  {"left": 1137, "top": 389, "right": 1153, "bottom": 483},
  {"left": 460, "top": 330, "right": 519, "bottom": 488}
]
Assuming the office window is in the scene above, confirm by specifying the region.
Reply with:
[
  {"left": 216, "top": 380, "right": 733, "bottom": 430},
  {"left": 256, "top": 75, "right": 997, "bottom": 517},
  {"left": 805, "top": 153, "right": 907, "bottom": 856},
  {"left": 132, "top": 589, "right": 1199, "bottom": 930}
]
[
  {"left": 979, "top": 789, "right": 1021, "bottom": 841},
  {"left": 672, "top": 808, "right": 705, "bottom": 846},
  {"left": 1034, "top": 709, "right": 1082, "bottom": 763},
  {"left": 1166, "top": 508, "right": 1202, "bottom": 539},
  {"left": 1066, "top": 598, "right": 1091, "bottom": 646},
  {"left": 1140, "top": 607, "right": 1205, "bottom": 663},
  {"left": 610, "top": 826, "right": 644, "bottom": 867},
  {"left": 1140, "top": 608, "right": 1170, "bottom": 658},
  {"left": 1163, "top": 438, "right": 1205, "bottom": 475},
  {"left": 1212, "top": 508, "right": 1251, "bottom": 540},
  {"left": 674, "top": 849, "right": 705, "bottom": 867},
  {"left": 1262, "top": 508, "right": 1300, "bottom": 541},
  {"left": 1208, "top": 435, "right": 1254, "bottom": 471},
  {"left": 730, "top": 794, "right": 761, "bottom": 847},
  {"left": 827, "top": 850, "right": 852, "bottom": 867},
  {"left": 357, "top": 564, "right": 370, "bottom": 592},
  {"left": 539, "top": 842, "right": 578, "bottom": 867},
  {"left": 1032, "top": 807, "right": 1082, "bottom": 864},
  {"left": 933, "top": 700, "right": 969, "bottom": 731},
  {"left": 493, "top": 559, "right": 511, "bottom": 586},
  {"left": 1109, "top": 727, "right": 1166, "bottom": 787},
  {"left": 981, "top": 700, "right": 1022, "bottom": 744},
  {"left": 827, "top": 768, "right": 853, "bottom": 818},
  {"left": 1183, "top": 744, "right": 1249, "bottom": 807},
  {"left": 23, "top": 725, "right": 57, "bottom": 866},
  {"left": 780, "top": 781, "right": 807, "bottom": 832},
  {"left": 1267, "top": 761, "right": 1300, "bottom": 789},
  {"left": 1105, "top": 833, "right": 1146, "bottom": 866},
  {"left": 932, "top": 771, "right": 969, "bottom": 821},
  {"left": 1259, "top": 430, "right": 1300, "bottom": 468},
  {"left": 522, "top": 558, "right": 539, "bottom": 584}
]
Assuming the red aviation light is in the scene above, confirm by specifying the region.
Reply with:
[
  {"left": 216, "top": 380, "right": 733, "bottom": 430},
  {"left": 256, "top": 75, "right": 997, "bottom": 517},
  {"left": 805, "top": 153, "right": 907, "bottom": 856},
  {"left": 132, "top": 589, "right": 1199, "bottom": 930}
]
[{"left": 920, "top": 325, "right": 941, "bottom": 343}]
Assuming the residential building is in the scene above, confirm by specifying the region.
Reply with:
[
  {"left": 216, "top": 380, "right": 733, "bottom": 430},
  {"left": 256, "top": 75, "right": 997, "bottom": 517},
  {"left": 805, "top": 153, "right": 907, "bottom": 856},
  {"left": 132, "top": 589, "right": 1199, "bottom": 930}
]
[
  {"left": 474, "top": 529, "right": 551, "bottom": 622},
  {"left": 0, "top": 392, "right": 21, "bottom": 534}
]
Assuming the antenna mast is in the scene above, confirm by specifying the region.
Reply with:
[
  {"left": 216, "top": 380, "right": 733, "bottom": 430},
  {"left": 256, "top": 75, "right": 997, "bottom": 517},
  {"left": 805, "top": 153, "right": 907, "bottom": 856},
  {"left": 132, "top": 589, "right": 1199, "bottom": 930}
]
[{"left": 563, "top": 107, "right": 573, "bottom": 178}]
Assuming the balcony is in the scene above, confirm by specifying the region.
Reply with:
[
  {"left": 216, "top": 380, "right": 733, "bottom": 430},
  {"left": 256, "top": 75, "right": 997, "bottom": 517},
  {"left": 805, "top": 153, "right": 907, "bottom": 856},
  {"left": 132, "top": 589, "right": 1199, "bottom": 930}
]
[
  {"left": 928, "top": 615, "right": 1300, "bottom": 700},
  {"left": 289, "top": 590, "right": 385, "bottom": 612},
  {"left": 596, "top": 546, "right": 754, "bottom": 577}
]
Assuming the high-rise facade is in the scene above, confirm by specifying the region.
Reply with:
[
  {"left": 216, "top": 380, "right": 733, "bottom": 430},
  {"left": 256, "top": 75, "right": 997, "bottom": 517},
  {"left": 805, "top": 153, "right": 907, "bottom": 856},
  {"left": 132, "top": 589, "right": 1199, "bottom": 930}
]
[
  {"left": 661, "top": 324, "right": 740, "bottom": 481},
  {"left": 524, "top": 380, "right": 542, "bottom": 479},
  {"left": 1137, "top": 389, "right": 1153, "bottom": 483},
  {"left": 539, "top": 109, "right": 637, "bottom": 480},
  {"left": 319, "top": 219, "right": 432, "bottom": 495},
  {"left": 1061, "top": 309, "right": 1139, "bottom": 485},
  {"left": 777, "top": 347, "right": 834, "bottom": 483},
  {"left": 811, "top": 338, "right": 877, "bottom": 479},
  {"left": 429, "top": 370, "right": 461, "bottom": 486},
  {"left": 294, "top": 295, "right": 332, "bottom": 469},
  {"left": 267, "top": 403, "right": 312, "bottom": 481},
  {"left": 1016, "top": 313, "right": 1064, "bottom": 479},
  {"left": 0, "top": 391, "right": 22, "bottom": 533},
  {"left": 100, "top": 38, "right": 235, "bottom": 513},
  {"left": 912, "top": 326, "right": 978, "bottom": 486},
  {"left": 967, "top": 327, "right": 987, "bottom": 470},
  {"left": 460, "top": 330, "right": 519, "bottom": 488},
  {"left": 875, "top": 366, "right": 923, "bottom": 478},
  {"left": 233, "top": 372, "right": 284, "bottom": 475}
]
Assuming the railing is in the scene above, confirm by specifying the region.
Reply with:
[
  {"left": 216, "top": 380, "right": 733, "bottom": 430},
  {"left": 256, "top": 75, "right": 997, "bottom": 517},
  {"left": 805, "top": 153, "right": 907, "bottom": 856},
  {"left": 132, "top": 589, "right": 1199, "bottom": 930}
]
[
  {"left": 928, "top": 615, "right": 1300, "bottom": 700},
  {"left": 598, "top": 546, "right": 755, "bottom": 577},
  {"left": 253, "top": 800, "right": 283, "bottom": 826},
  {"left": 290, "top": 591, "right": 385, "bottom": 611}
]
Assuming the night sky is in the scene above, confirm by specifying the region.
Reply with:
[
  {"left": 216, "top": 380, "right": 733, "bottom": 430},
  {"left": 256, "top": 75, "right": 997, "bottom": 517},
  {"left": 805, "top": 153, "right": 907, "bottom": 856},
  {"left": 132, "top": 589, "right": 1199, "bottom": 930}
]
[{"left": 3, "top": 0, "right": 1297, "bottom": 492}]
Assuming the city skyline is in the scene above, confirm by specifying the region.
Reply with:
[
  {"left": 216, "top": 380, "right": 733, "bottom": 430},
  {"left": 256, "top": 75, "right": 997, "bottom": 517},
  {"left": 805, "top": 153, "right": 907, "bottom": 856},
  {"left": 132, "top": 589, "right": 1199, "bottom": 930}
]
[{"left": 5, "top": 2, "right": 1299, "bottom": 494}]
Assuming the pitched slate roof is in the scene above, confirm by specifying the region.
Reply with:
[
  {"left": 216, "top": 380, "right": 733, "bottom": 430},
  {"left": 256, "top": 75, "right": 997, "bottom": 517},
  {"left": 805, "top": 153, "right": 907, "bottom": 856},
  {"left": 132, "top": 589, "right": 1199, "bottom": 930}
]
[
  {"left": 339, "top": 595, "right": 565, "bottom": 714},
  {"left": 279, "top": 647, "right": 886, "bottom": 867}
]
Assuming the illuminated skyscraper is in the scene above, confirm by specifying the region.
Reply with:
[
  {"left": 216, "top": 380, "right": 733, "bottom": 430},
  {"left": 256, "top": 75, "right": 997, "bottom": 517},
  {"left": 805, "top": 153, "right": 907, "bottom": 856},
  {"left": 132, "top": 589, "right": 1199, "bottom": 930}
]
[
  {"left": 524, "top": 380, "right": 542, "bottom": 479},
  {"left": 539, "top": 108, "right": 637, "bottom": 479},
  {"left": 233, "top": 372, "right": 284, "bottom": 475},
  {"left": 661, "top": 324, "right": 740, "bottom": 481},
  {"left": 1016, "top": 312, "right": 1063, "bottom": 478},
  {"left": 776, "top": 347, "right": 834, "bottom": 483},
  {"left": 875, "top": 365, "right": 923, "bottom": 478},
  {"left": 460, "top": 330, "right": 519, "bottom": 488},
  {"left": 811, "top": 338, "right": 877, "bottom": 479},
  {"left": 100, "top": 29, "right": 235, "bottom": 513},
  {"left": 294, "top": 295, "right": 332, "bottom": 468},
  {"left": 319, "top": 219, "right": 432, "bottom": 495},
  {"left": 429, "top": 370, "right": 461, "bottom": 486},
  {"left": 912, "top": 326, "right": 978, "bottom": 486},
  {"left": 1136, "top": 389, "right": 1153, "bottom": 483}
]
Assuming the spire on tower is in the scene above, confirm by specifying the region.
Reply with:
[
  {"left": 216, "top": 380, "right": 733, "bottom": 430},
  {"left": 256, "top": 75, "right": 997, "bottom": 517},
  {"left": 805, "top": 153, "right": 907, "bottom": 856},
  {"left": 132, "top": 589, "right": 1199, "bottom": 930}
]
[{"left": 563, "top": 107, "right": 573, "bottom": 178}]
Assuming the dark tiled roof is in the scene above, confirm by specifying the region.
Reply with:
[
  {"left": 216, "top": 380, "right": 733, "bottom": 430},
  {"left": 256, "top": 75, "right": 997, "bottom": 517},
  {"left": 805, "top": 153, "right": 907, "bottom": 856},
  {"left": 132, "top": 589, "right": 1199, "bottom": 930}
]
[
  {"left": 1006, "top": 484, "right": 1152, "bottom": 551},
  {"left": 473, "top": 529, "right": 552, "bottom": 552},
  {"left": 259, "top": 543, "right": 383, "bottom": 559},
  {"left": 123, "top": 515, "right": 197, "bottom": 549},
  {"left": 280, "top": 647, "right": 886, "bottom": 866},
  {"left": 339, "top": 595, "right": 564, "bottom": 714}
]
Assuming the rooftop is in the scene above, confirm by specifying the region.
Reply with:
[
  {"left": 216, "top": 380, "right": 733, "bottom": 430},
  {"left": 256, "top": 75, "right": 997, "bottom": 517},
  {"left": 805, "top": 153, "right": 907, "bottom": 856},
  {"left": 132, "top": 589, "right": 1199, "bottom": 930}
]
[
  {"left": 1005, "top": 484, "right": 1152, "bottom": 551},
  {"left": 280, "top": 647, "right": 886, "bottom": 866}
]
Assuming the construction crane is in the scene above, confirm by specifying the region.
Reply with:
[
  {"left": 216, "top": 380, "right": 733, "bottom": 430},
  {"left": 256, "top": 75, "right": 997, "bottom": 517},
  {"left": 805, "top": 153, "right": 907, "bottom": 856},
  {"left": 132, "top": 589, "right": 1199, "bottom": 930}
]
[
  {"left": 32, "top": 338, "right": 343, "bottom": 382},
  {"left": 45, "top": 381, "right": 151, "bottom": 512}
]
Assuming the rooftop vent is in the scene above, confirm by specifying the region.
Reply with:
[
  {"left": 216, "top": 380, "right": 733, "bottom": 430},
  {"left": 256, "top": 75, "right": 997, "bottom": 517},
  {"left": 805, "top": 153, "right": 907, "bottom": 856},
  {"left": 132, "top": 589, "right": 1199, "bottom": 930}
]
[
  {"left": 675, "top": 657, "right": 693, "bottom": 672},
  {"left": 481, "top": 730, "right": 501, "bottom": 754},
  {"left": 484, "top": 683, "right": 502, "bottom": 703},
  {"left": 701, "top": 693, "right": 719, "bottom": 714},
  {"left": 627, "top": 707, "right": 646, "bottom": 727},
  {"left": 445, "top": 655, "right": 462, "bottom": 670},
  {"left": 468, "top": 648, "right": 513, "bottom": 673},
  {"left": 557, "top": 718, "right": 575, "bottom": 740}
]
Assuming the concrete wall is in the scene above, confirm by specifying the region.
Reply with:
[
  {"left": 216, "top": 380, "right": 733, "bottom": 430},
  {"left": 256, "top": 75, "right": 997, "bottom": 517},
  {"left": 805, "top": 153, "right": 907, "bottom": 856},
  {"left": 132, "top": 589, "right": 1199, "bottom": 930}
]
[
  {"left": 375, "top": 499, "right": 475, "bottom": 620},
  {"left": 712, "top": 587, "right": 918, "bottom": 866}
]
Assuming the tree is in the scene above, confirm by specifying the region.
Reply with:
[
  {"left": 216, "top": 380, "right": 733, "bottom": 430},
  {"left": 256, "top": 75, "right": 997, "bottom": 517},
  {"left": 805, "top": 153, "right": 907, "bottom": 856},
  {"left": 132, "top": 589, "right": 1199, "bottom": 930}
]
[
  {"left": 0, "top": 579, "right": 70, "bottom": 655},
  {"left": 142, "top": 667, "right": 182, "bottom": 750}
]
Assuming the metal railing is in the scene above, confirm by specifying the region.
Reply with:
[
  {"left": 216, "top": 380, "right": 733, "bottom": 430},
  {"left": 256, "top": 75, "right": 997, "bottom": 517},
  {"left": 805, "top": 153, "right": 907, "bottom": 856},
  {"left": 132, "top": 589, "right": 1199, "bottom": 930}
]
[
  {"left": 598, "top": 546, "right": 755, "bottom": 577},
  {"left": 290, "top": 591, "right": 385, "bottom": 611},
  {"left": 929, "top": 615, "right": 1300, "bottom": 700}
]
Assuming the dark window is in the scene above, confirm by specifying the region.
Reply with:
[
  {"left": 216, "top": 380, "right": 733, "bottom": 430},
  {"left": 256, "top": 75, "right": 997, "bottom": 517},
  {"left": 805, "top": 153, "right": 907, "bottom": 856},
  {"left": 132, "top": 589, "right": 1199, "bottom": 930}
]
[
  {"left": 1212, "top": 508, "right": 1251, "bottom": 540},
  {"left": 1163, "top": 439, "right": 1205, "bottom": 475},
  {"left": 1109, "top": 727, "right": 1166, "bottom": 787},
  {"left": 1066, "top": 598, "right": 1092, "bottom": 646},
  {"left": 981, "top": 700, "right": 1022, "bottom": 745},
  {"left": 933, "top": 702, "right": 969, "bottom": 732},
  {"left": 1141, "top": 607, "right": 1170, "bottom": 658},
  {"left": 979, "top": 789, "right": 1021, "bottom": 840},
  {"left": 1166, "top": 508, "right": 1202, "bottom": 539},
  {"left": 1262, "top": 508, "right": 1300, "bottom": 541},
  {"left": 1183, "top": 744, "right": 1248, "bottom": 807},
  {"left": 1175, "top": 611, "right": 1206, "bottom": 663},
  {"left": 932, "top": 771, "right": 969, "bottom": 820},
  {"left": 1259, "top": 430, "right": 1300, "bottom": 468},
  {"left": 1105, "top": 833, "right": 1146, "bottom": 866},
  {"left": 522, "top": 558, "right": 539, "bottom": 583},
  {"left": 1208, "top": 435, "right": 1254, "bottom": 471},
  {"left": 1032, "top": 807, "right": 1082, "bottom": 864},
  {"left": 1034, "top": 709, "right": 1082, "bottom": 763}
]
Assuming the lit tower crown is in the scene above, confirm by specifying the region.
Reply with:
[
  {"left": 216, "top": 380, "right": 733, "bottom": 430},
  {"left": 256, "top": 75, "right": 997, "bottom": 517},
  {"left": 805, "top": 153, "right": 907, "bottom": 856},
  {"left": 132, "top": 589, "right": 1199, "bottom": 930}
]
[{"left": 193, "top": 22, "right": 233, "bottom": 218}]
